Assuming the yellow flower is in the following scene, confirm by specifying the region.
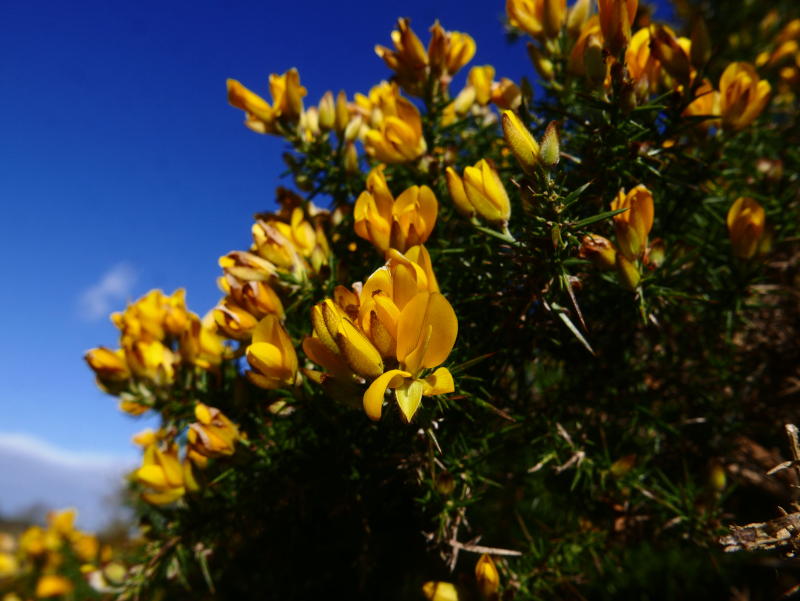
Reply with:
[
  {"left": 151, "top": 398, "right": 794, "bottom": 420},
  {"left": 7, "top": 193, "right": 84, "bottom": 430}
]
[
  {"left": 35, "top": 575, "right": 75, "bottom": 598},
  {"left": 213, "top": 298, "right": 259, "bottom": 341},
  {"left": 124, "top": 339, "right": 176, "bottom": 385},
  {"left": 649, "top": 25, "right": 692, "bottom": 87},
  {"left": 163, "top": 289, "right": 189, "bottom": 336},
  {"left": 245, "top": 314, "right": 298, "bottom": 389},
  {"left": 0, "top": 552, "right": 19, "bottom": 579},
  {"left": 309, "top": 299, "right": 384, "bottom": 380},
  {"left": 180, "top": 311, "right": 226, "bottom": 371},
  {"left": 610, "top": 185, "right": 654, "bottom": 260},
  {"left": 47, "top": 509, "right": 76, "bottom": 537},
  {"left": 436, "top": 26, "right": 477, "bottom": 79},
  {"left": 568, "top": 16, "right": 603, "bottom": 76},
  {"left": 626, "top": 28, "right": 660, "bottom": 93},
  {"left": 597, "top": 0, "right": 637, "bottom": 56},
  {"left": 682, "top": 79, "right": 720, "bottom": 132},
  {"left": 375, "top": 18, "right": 429, "bottom": 96},
  {"left": 354, "top": 167, "right": 438, "bottom": 253},
  {"left": 422, "top": 581, "right": 461, "bottom": 601},
  {"left": 467, "top": 65, "right": 495, "bottom": 106},
  {"left": 727, "top": 197, "right": 766, "bottom": 259},
  {"left": 250, "top": 221, "right": 303, "bottom": 272},
  {"left": 364, "top": 96, "right": 427, "bottom": 164},
  {"left": 490, "top": 78, "right": 522, "bottom": 111},
  {"left": 227, "top": 79, "right": 277, "bottom": 133},
  {"left": 85, "top": 347, "right": 131, "bottom": 382},
  {"left": 506, "top": 0, "right": 548, "bottom": 40},
  {"left": 220, "top": 250, "right": 279, "bottom": 281},
  {"left": 227, "top": 69, "right": 306, "bottom": 134},
  {"left": 271, "top": 207, "right": 318, "bottom": 258},
  {"left": 223, "top": 275, "right": 285, "bottom": 321},
  {"left": 475, "top": 554, "right": 500, "bottom": 599},
  {"left": 364, "top": 291, "right": 457, "bottom": 423},
  {"left": 719, "top": 62, "right": 772, "bottom": 132},
  {"left": 72, "top": 532, "right": 99, "bottom": 562},
  {"left": 448, "top": 159, "right": 511, "bottom": 227},
  {"left": 19, "top": 526, "right": 46, "bottom": 556},
  {"left": 135, "top": 443, "right": 195, "bottom": 505},
  {"left": 187, "top": 403, "right": 241, "bottom": 460}
]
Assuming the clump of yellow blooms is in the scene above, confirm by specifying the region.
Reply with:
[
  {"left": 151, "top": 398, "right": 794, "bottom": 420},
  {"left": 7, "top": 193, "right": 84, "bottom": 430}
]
[
  {"left": 0, "top": 509, "right": 128, "bottom": 598},
  {"left": 76, "top": 1, "right": 794, "bottom": 597}
]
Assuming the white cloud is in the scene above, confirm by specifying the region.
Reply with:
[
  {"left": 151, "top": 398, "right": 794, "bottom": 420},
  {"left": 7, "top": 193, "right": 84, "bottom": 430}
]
[
  {"left": 0, "top": 433, "right": 137, "bottom": 531},
  {"left": 77, "top": 263, "right": 137, "bottom": 321}
]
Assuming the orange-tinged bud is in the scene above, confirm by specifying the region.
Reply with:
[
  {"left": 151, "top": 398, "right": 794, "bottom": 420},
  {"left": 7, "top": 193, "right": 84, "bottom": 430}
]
[
  {"left": 598, "top": 0, "right": 637, "bottom": 56},
  {"left": 502, "top": 110, "right": 540, "bottom": 177},
  {"left": 527, "top": 42, "right": 555, "bottom": 80},
  {"left": 506, "top": 0, "right": 545, "bottom": 39},
  {"left": 246, "top": 314, "right": 298, "bottom": 389},
  {"left": 727, "top": 197, "right": 766, "bottom": 259},
  {"left": 615, "top": 253, "right": 641, "bottom": 291},
  {"left": 579, "top": 235, "right": 618, "bottom": 270},
  {"left": 719, "top": 62, "right": 771, "bottom": 132},
  {"left": 475, "top": 554, "right": 500, "bottom": 599}
]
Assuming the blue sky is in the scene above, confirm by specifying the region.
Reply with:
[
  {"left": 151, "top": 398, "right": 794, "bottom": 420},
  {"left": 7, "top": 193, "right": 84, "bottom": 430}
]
[{"left": 0, "top": 0, "right": 674, "bottom": 517}]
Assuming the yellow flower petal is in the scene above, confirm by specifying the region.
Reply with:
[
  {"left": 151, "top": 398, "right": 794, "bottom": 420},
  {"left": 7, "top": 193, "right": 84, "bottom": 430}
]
[
  {"left": 363, "top": 370, "right": 410, "bottom": 421},
  {"left": 396, "top": 377, "right": 425, "bottom": 423},
  {"left": 422, "top": 367, "right": 455, "bottom": 396}
]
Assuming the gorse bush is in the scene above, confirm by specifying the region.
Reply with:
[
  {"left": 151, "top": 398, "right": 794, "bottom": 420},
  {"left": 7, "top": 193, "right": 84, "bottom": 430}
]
[{"left": 4, "top": 0, "right": 799, "bottom": 598}]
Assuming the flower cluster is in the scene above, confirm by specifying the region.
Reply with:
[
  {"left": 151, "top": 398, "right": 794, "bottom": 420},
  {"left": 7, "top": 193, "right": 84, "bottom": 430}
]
[{"left": 0, "top": 509, "right": 128, "bottom": 598}]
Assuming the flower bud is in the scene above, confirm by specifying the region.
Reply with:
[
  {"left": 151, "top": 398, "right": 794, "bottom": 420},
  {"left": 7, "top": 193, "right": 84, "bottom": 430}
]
[
  {"left": 318, "top": 91, "right": 335, "bottom": 131},
  {"left": 538, "top": 121, "right": 560, "bottom": 170},
  {"left": 579, "top": 235, "right": 618, "bottom": 271},
  {"left": 445, "top": 167, "right": 476, "bottom": 220},
  {"left": 344, "top": 142, "right": 359, "bottom": 175},
  {"left": 468, "top": 65, "right": 496, "bottom": 106},
  {"left": 502, "top": 110, "right": 540, "bottom": 177},
  {"left": 647, "top": 238, "right": 666, "bottom": 268},
  {"left": 475, "top": 554, "right": 500, "bottom": 599},
  {"left": 454, "top": 85, "right": 477, "bottom": 116},
  {"left": 423, "top": 582, "right": 460, "bottom": 601},
  {"left": 344, "top": 114, "right": 363, "bottom": 143},
  {"left": 610, "top": 454, "right": 636, "bottom": 478},
  {"left": 584, "top": 34, "right": 607, "bottom": 86},
  {"left": 527, "top": 42, "right": 554, "bottom": 81},
  {"left": 543, "top": 0, "right": 566, "bottom": 40},
  {"left": 436, "top": 471, "right": 456, "bottom": 496},
  {"left": 618, "top": 80, "right": 636, "bottom": 115},
  {"left": 462, "top": 159, "right": 511, "bottom": 226},
  {"left": 334, "top": 90, "right": 349, "bottom": 138},
  {"left": 710, "top": 462, "right": 727, "bottom": 492},
  {"left": 598, "top": 0, "right": 637, "bottom": 56},
  {"left": 615, "top": 253, "right": 640, "bottom": 291},
  {"left": 727, "top": 197, "right": 766, "bottom": 259},
  {"left": 567, "top": 0, "right": 591, "bottom": 38},
  {"left": 690, "top": 15, "right": 711, "bottom": 71}
]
